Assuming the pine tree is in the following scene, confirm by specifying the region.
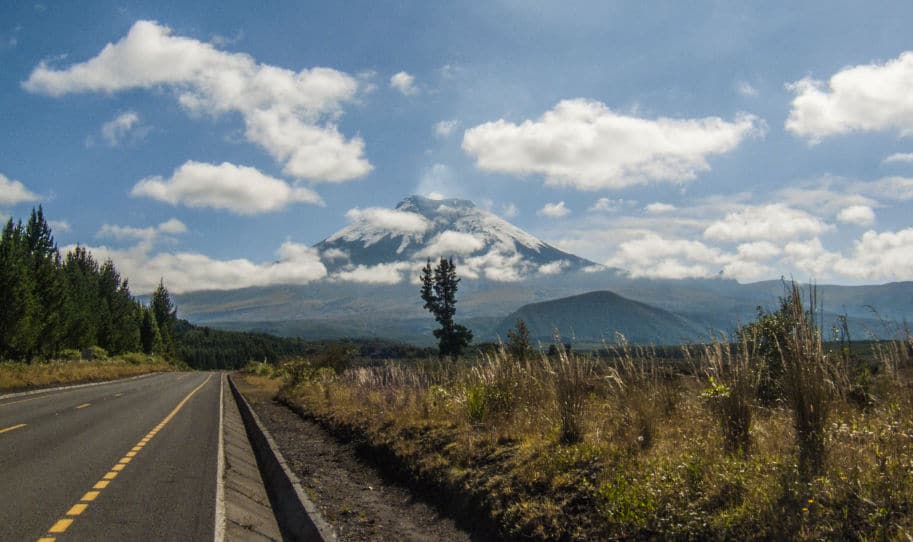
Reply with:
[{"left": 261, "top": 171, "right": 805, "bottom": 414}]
[
  {"left": 140, "top": 307, "right": 165, "bottom": 355},
  {"left": 506, "top": 319, "right": 533, "bottom": 361},
  {"left": 151, "top": 279, "right": 177, "bottom": 358},
  {"left": 420, "top": 257, "right": 473, "bottom": 360},
  {"left": 0, "top": 219, "right": 40, "bottom": 360}
]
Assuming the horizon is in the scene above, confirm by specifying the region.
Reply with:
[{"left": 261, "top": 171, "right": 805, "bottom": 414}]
[{"left": 2, "top": 2, "right": 913, "bottom": 293}]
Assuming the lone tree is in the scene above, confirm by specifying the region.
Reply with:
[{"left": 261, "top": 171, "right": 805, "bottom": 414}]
[
  {"left": 420, "top": 257, "right": 473, "bottom": 360},
  {"left": 506, "top": 318, "right": 533, "bottom": 362}
]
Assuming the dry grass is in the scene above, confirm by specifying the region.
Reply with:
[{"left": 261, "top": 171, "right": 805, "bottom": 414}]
[
  {"left": 0, "top": 356, "right": 173, "bottom": 392},
  {"left": 264, "top": 299, "right": 913, "bottom": 540}
]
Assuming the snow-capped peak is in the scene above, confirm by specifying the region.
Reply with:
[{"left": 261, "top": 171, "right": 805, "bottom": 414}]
[{"left": 315, "top": 195, "right": 594, "bottom": 281}]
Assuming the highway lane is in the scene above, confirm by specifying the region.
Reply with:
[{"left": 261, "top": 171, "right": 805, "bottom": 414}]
[{"left": 0, "top": 372, "right": 221, "bottom": 541}]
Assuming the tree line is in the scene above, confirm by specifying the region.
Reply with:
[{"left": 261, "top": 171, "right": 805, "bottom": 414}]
[
  {"left": 0, "top": 207, "right": 318, "bottom": 369},
  {"left": 0, "top": 207, "right": 172, "bottom": 360}
]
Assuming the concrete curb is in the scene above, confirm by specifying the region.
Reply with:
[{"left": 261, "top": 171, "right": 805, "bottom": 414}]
[
  {"left": 0, "top": 371, "right": 162, "bottom": 400},
  {"left": 227, "top": 374, "right": 337, "bottom": 542}
]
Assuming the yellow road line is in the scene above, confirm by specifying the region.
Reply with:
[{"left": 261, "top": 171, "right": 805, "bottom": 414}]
[
  {"left": 81, "top": 491, "right": 99, "bottom": 502},
  {"left": 48, "top": 519, "right": 72, "bottom": 533},
  {"left": 36, "top": 375, "right": 212, "bottom": 542},
  {"left": 0, "top": 423, "right": 26, "bottom": 434},
  {"left": 66, "top": 504, "right": 87, "bottom": 516},
  {"left": 75, "top": 403, "right": 90, "bottom": 409}
]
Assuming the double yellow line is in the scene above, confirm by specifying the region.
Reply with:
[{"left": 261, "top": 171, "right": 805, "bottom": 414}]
[{"left": 36, "top": 374, "right": 212, "bottom": 541}]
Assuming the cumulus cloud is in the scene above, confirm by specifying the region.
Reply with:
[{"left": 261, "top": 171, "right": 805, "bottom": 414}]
[
  {"left": 416, "top": 231, "right": 485, "bottom": 258},
  {"left": 100, "top": 111, "right": 146, "bottom": 146},
  {"left": 462, "top": 98, "right": 763, "bottom": 190},
  {"left": 834, "top": 229, "right": 913, "bottom": 280},
  {"left": 131, "top": 161, "right": 322, "bottom": 214},
  {"left": 703, "top": 204, "right": 832, "bottom": 242},
  {"left": 603, "top": 233, "right": 775, "bottom": 282},
  {"left": 538, "top": 260, "right": 570, "bottom": 275},
  {"left": 786, "top": 51, "right": 913, "bottom": 141},
  {"left": 390, "top": 71, "right": 417, "bottom": 95},
  {"left": 883, "top": 152, "right": 913, "bottom": 164},
  {"left": 0, "top": 173, "right": 39, "bottom": 206},
  {"left": 501, "top": 202, "right": 519, "bottom": 218},
  {"left": 23, "top": 20, "right": 370, "bottom": 181},
  {"left": 645, "top": 202, "right": 676, "bottom": 214},
  {"left": 69, "top": 240, "right": 327, "bottom": 294},
  {"left": 588, "top": 197, "right": 631, "bottom": 212},
  {"left": 864, "top": 176, "right": 913, "bottom": 201},
  {"left": 537, "top": 201, "right": 570, "bottom": 218},
  {"left": 333, "top": 261, "right": 413, "bottom": 284},
  {"left": 344, "top": 207, "right": 431, "bottom": 235},
  {"left": 434, "top": 119, "right": 459, "bottom": 137},
  {"left": 837, "top": 205, "right": 875, "bottom": 226},
  {"left": 96, "top": 218, "right": 187, "bottom": 250}
]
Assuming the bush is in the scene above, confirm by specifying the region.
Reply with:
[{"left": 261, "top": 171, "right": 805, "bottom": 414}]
[
  {"left": 120, "top": 352, "right": 152, "bottom": 365},
  {"left": 82, "top": 346, "right": 108, "bottom": 361},
  {"left": 59, "top": 349, "right": 82, "bottom": 361}
]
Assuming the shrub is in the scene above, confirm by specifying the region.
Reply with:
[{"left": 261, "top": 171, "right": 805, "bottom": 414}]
[
  {"left": 779, "top": 283, "right": 848, "bottom": 479},
  {"left": 120, "top": 352, "right": 151, "bottom": 365},
  {"left": 702, "top": 338, "right": 757, "bottom": 455},
  {"left": 550, "top": 341, "right": 594, "bottom": 444},
  {"left": 82, "top": 346, "right": 108, "bottom": 361},
  {"left": 59, "top": 348, "right": 82, "bottom": 361}
]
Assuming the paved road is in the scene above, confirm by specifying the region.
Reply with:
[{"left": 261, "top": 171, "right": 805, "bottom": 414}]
[{"left": 0, "top": 372, "right": 221, "bottom": 541}]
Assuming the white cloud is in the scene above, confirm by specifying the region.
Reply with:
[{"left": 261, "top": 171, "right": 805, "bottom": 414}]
[
  {"left": 416, "top": 163, "right": 458, "bottom": 199},
  {"left": 68, "top": 240, "right": 327, "bottom": 294},
  {"left": 333, "top": 261, "right": 413, "bottom": 285},
  {"left": 100, "top": 111, "right": 145, "bottom": 146},
  {"left": 834, "top": 229, "right": 913, "bottom": 280},
  {"left": 0, "top": 173, "right": 39, "bottom": 206},
  {"left": 462, "top": 98, "right": 763, "bottom": 190},
  {"left": 96, "top": 218, "right": 187, "bottom": 250},
  {"left": 434, "top": 119, "right": 459, "bottom": 138},
  {"left": 321, "top": 248, "right": 348, "bottom": 261},
  {"left": 416, "top": 231, "right": 485, "bottom": 258},
  {"left": 157, "top": 217, "right": 188, "bottom": 234},
  {"left": 703, "top": 204, "right": 832, "bottom": 242},
  {"left": 736, "top": 241, "right": 781, "bottom": 261},
  {"left": 463, "top": 248, "right": 528, "bottom": 282},
  {"left": 390, "top": 71, "right": 417, "bottom": 96},
  {"left": 645, "top": 202, "right": 676, "bottom": 214},
  {"left": 588, "top": 197, "right": 631, "bottom": 212},
  {"left": 538, "top": 260, "right": 570, "bottom": 275},
  {"left": 537, "top": 201, "right": 570, "bottom": 218},
  {"left": 786, "top": 51, "right": 913, "bottom": 141},
  {"left": 604, "top": 233, "right": 776, "bottom": 282},
  {"left": 864, "top": 176, "right": 913, "bottom": 201},
  {"left": 48, "top": 220, "right": 71, "bottom": 233},
  {"left": 24, "top": 20, "right": 370, "bottom": 182},
  {"left": 501, "top": 202, "right": 519, "bottom": 218},
  {"left": 837, "top": 205, "right": 875, "bottom": 226},
  {"left": 131, "top": 161, "right": 322, "bottom": 215},
  {"left": 736, "top": 81, "right": 758, "bottom": 97},
  {"left": 883, "top": 152, "right": 913, "bottom": 164},
  {"left": 344, "top": 207, "right": 431, "bottom": 235}
]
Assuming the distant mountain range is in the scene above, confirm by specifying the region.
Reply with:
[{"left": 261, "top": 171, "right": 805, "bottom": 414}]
[{"left": 172, "top": 195, "right": 913, "bottom": 346}]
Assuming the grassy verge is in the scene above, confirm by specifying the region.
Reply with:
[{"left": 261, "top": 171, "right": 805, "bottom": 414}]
[
  {"left": 250, "top": 289, "right": 913, "bottom": 540},
  {"left": 0, "top": 355, "right": 174, "bottom": 393}
]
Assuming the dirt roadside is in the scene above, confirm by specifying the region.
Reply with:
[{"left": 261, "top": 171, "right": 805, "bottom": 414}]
[{"left": 234, "top": 375, "right": 481, "bottom": 542}]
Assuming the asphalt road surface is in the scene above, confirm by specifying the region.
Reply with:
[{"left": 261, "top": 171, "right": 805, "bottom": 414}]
[{"left": 0, "top": 372, "right": 221, "bottom": 541}]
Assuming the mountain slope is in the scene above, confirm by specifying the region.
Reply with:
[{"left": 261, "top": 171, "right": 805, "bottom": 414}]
[{"left": 496, "top": 290, "right": 706, "bottom": 345}]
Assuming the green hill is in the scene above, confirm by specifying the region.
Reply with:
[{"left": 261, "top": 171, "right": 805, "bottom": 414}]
[{"left": 496, "top": 290, "right": 706, "bottom": 345}]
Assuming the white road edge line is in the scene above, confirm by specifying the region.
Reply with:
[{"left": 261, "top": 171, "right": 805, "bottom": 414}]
[
  {"left": 214, "top": 372, "right": 226, "bottom": 542},
  {"left": 0, "top": 372, "right": 162, "bottom": 402}
]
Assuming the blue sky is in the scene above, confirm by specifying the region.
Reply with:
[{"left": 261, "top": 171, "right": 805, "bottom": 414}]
[{"left": 2, "top": 1, "right": 913, "bottom": 292}]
